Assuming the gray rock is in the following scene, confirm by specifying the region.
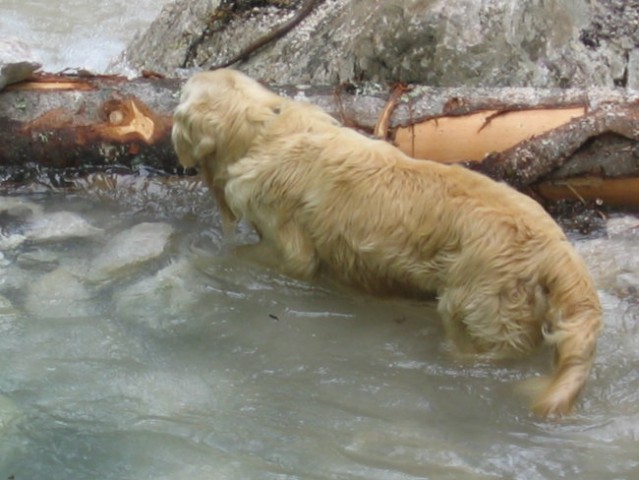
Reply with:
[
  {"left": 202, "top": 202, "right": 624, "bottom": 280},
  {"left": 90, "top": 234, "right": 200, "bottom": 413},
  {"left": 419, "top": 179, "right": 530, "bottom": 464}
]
[
  {"left": 0, "top": 294, "right": 19, "bottom": 332},
  {"left": 16, "top": 249, "right": 60, "bottom": 271},
  {"left": 112, "top": 0, "right": 638, "bottom": 88},
  {"left": 114, "top": 257, "right": 199, "bottom": 329},
  {"left": 109, "top": 0, "right": 222, "bottom": 77},
  {"left": 0, "top": 266, "right": 30, "bottom": 293},
  {"left": 0, "top": 196, "right": 44, "bottom": 219},
  {"left": 24, "top": 211, "right": 104, "bottom": 243},
  {"left": 0, "top": 234, "right": 26, "bottom": 252},
  {"left": 25, "top": 267, "right": 96, "bottom": 319},
  {"left": 0, "top": 393, "right": 22, "bottom": 433},
  {"left": 89, "top": 222, "right": 174, "bottom": 283},
  {"left": 0, "top": 37, "right": 41, "bottom": 90}
]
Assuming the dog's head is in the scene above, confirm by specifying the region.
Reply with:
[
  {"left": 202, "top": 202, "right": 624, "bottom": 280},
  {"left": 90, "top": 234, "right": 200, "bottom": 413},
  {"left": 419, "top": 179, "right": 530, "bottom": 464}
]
[{"left": 171, "top": 69, "right": 284, "bottom": 172}]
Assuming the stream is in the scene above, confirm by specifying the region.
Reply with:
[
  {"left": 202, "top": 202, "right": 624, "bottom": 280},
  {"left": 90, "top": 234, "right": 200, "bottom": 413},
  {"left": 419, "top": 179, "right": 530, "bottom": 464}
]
[{"left": 1, "top": 2, "right": 639, "bottom": 479}]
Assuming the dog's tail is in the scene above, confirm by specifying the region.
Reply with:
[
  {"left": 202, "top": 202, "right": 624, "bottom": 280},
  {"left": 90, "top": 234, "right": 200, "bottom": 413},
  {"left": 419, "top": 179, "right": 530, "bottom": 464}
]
[{"left": 526, "top": 245, "right": 602, "bottom": 417}]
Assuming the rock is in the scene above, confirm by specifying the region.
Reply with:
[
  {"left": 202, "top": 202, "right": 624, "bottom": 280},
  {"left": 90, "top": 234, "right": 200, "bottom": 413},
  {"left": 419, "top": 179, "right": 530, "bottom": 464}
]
[
  {"left": 25, "top": 267, "right": 96, "bottom": 319},
  {"left": 0, "top": 294, "right": 19, "bottom": 332},
  {"left": 112, "top": 0, "right": 638, "bottom": 88},
  {"left": 0, "top": 196, "right": 43, "bottom": 219},
  {"left": 0, "top": 266, "right": 30, "bottom": 293},
  {"left": 24, "top": 211, "right": 104, "bottom": 243},
  {"left": 16, "top": 248, "right": 60, "bottom": 271},
  {"left": 0, "top": 394, "right": 22, "bottom": 433},
  {"left": 0, "top": 197, "right": 39, "bottom": 252},
  {"left": 0, "top": 37, "right": 41, "bottom": 90},
  {"left": 114, "top": 257, "right": 199, "bottom": 329},
  {"left": 0, "top": 234, "right": 26, "bottom": 251},
  {"left": 110, "top": 0, "right": 220, "bottom": 78},
  {"left": 89, "top": 222, "right": 174, "bottom": 283}
]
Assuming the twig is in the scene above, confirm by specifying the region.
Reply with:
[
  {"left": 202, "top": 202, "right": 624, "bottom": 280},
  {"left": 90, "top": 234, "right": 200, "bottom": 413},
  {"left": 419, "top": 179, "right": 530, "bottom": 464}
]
[{"left": 373, "top": 83, "right": 410, "bottom": 140}]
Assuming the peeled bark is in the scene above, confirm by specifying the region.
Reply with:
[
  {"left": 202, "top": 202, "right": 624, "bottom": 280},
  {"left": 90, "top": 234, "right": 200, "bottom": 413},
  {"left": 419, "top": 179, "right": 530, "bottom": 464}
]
[{"left": 1, "top": 73, "right": 638, "bottom": 208}]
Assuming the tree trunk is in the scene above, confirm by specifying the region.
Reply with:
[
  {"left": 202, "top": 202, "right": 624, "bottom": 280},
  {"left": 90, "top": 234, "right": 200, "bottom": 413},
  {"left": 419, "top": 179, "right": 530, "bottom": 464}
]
[{"left": 1, "top": 73, "right": 638, "bottom": 208}]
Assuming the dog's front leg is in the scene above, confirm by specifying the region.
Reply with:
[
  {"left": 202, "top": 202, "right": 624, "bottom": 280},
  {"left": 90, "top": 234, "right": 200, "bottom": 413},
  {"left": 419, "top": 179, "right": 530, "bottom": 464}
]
[
  {"left": 236, "top": 219, "right": 319, "bottom": 281},
  {"left": 213, "top": 184, "right": 238, "bottom": 240},
  {"left": 232, "top": 242, "right": 277, "bottom": 265}
]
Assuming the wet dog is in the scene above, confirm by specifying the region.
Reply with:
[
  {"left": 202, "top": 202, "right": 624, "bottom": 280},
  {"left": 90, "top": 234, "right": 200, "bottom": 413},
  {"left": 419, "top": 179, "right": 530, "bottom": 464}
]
[{"left": 172, "top": 69, "right": 602, "bottom": 417}]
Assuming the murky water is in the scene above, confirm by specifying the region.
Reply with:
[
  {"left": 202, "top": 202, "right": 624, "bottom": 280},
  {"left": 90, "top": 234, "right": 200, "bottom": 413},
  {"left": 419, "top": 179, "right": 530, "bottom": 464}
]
[
  {"left": 0, "top": 175, "right": 638, "bottom": 480},
  {"left": 2, "top": 2, "right": 639, "bottom": 479}
]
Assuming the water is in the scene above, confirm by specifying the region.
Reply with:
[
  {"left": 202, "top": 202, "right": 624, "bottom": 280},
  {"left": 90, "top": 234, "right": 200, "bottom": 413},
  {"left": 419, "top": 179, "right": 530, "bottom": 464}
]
[
  {"left": 0, "top": 175, "right": 637, "bottom": 480},
  {"left": 0, "top": 0, "right": 170, "bottom": 72},
  {"left": 1, "top": 3, "right": 639, "bottom": 479}
]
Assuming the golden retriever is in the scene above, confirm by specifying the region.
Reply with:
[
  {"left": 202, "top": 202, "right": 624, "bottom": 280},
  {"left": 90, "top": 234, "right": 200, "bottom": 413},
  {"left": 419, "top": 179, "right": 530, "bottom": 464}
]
[{"left": 172, "top": 69, "right": 602, "bottom": 417}]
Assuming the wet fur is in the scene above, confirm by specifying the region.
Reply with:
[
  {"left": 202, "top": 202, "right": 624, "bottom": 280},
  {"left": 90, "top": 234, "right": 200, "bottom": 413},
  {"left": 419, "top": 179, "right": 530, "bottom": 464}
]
[{"left": 172, "top": 69, "right": 603, "bottom": 417}]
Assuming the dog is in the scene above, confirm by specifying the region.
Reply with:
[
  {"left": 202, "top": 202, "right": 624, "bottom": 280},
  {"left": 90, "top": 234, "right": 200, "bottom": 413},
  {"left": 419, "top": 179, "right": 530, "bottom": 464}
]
[{"left": 172, "top": 69, "right": 602, "bottom": 417}]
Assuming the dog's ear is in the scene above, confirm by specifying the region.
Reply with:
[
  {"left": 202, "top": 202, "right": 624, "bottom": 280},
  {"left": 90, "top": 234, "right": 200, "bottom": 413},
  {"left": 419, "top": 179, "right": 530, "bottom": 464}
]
[
  {"left": 172, "top": 106, "right": 197, "bottom": 168},
  {"left": 171, "top": 104, "right": 217, "bottom": 169}
]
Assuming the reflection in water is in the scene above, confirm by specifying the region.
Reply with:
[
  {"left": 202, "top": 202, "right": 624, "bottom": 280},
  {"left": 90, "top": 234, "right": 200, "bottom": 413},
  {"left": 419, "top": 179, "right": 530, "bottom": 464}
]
[{"left": 0, "top": 175, "right": 637, "bottom": 479}]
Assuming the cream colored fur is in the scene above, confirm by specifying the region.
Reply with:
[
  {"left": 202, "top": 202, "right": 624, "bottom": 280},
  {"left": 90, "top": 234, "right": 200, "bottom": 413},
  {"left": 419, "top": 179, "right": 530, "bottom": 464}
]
[{"left": 172, "top": 69, "right": 603, "bottom": 417}]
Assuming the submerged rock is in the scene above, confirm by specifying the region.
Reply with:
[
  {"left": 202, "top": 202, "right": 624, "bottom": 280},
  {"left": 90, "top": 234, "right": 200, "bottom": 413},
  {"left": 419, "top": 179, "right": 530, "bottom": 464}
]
[
  {"left": 0, "top": 266, "right": 30, "bottom": 293},
  {"left": 113, "top": 0, "right": 638, "bottom": 88},
  {"left": 0, "top": 197, "right": 42, "bottom": 251},
  {"left": 0, "top": 294, "right": 18, "bottom": 332},
  {"left": 16, "top": 248, "right": 60, "bottom": 271},
  {"left": 0, "top": 196, "right": 43, "bottom": 220},
  {"left": 25, "top": 267, "right": 96, "bottom": 319},
  {"left": 89, "top": 222, "right": 174, "bottom": 283},
  {"left": 0, "top": 234, "right": 26, "bottom": 251},
  {"left": 114, "top": 257, "right": 200, "bottom": 329},
  {"left": 0, "top": 394, "right": 22, "bottom": 433},
  {"left": 24, "top": 211, "right": 104, "bottom": 243}
]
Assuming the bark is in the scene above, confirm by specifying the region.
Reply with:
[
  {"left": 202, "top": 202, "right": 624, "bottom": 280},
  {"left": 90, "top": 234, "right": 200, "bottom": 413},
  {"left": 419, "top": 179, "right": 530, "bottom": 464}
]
[{"left": 1, "top": 73, "right": 638, "bottom": 208}]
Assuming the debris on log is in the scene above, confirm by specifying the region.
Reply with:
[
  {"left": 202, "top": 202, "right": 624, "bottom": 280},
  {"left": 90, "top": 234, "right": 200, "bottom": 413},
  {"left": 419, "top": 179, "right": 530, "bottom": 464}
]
[{"left": 1, "top": 72, "right": 638, "bottom": 209}]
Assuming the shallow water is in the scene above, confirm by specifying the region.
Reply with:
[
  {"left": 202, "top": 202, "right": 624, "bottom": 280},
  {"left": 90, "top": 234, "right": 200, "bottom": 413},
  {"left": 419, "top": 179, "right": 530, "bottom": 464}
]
[{"left": 0, "top": 175, "right": 638, "bottom": 480}]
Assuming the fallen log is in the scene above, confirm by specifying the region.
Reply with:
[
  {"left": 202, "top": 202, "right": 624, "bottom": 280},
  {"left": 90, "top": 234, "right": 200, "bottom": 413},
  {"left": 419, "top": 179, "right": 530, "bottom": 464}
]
[
  {"left": 1, "top": 72, "right": 638, "bottom": 208},
  {"left": 0, "top": 73, "right": 181, "bottom": 176}
]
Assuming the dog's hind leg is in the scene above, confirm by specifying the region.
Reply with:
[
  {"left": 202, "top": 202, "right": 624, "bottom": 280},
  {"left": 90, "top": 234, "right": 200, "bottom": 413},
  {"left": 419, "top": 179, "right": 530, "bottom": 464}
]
[
  {"left": 436, "top": 287, "right": 488, "bottom": 357},
  {"left": 437, "top": 278, "right": 547, "bottom": 359}
]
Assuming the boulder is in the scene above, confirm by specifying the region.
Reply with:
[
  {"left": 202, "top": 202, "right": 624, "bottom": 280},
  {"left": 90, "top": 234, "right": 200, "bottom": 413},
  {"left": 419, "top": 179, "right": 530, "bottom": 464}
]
[
  {"left": 24, "top": 211, "right": 104, "bottom": 243},
  {"left": 111, "top": 0, "right": 639, "bottom": 88},
  {"left": 25, "top": 267, "right": 96, "bottom": 319},
  {"left": 88, "top": 222, "right": 174, "bottom": 283}
]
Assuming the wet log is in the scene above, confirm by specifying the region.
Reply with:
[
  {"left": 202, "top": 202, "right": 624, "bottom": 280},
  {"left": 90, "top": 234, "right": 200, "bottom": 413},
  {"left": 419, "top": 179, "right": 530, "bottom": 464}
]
[
  {"left": 1, "top": 72, "right": 638, "bottom": 208},
  {"left": 0, "top": 73, "right": 182, "bottom": 178}
]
